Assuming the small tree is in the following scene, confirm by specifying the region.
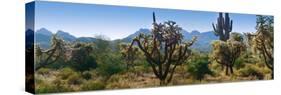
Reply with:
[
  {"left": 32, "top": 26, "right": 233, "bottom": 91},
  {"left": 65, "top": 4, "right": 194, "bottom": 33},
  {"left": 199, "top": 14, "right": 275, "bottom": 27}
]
[
  {"left": 68, "top": 43, "right": 97, "bottom": 71},
  {"left": 210, "top": 33, "right": 246, "bottom": 75},
  {"left": 128, "top": 12, "right": 196, "bottom": 85},
  {"left": 245, "top": 15, "right": 273, "bottom": 79},
  {"left": 92, "top": 35, "right": 111, "bottom": 64},
  {"left": 187, "top": 54, "right": 212, "bottom": 81}
]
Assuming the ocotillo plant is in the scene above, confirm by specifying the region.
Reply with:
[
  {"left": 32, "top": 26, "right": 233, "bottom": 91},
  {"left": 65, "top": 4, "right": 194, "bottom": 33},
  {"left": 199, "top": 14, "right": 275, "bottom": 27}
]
[
  {"left": 35, "top": 35, "right": 66, "bottom": 70},
  {"left": 212, "top": 12, "right": 233, "bottom": 41},
  {"left": 128, "top": 12, "right": 196, "bottom": 85},
  {"left": 245, "top": 15, "right": 274, "bottom": 79}
]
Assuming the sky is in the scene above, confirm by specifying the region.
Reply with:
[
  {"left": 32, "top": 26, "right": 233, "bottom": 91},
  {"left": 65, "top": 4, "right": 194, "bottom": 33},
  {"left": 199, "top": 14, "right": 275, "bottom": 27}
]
[{"left": 32, "top": 1, "right": 259, "bottom": 40}]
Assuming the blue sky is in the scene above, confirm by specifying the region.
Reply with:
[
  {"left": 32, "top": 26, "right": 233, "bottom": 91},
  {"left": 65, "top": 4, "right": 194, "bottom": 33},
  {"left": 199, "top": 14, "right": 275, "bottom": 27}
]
[{"left": 33, "top": 1, "right": 258, "bottom": 40}]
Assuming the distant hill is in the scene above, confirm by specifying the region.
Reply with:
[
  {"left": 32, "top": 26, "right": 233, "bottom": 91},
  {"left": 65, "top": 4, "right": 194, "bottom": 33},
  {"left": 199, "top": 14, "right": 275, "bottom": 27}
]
[
  {"left": 121, "top": 28, "right": 150, "bottom": 42},
  {"left": 77, "top": 37, "right": 97, "bottom": 43},
  {"left": 34, "top": 28, "right": 218, "bottom": 52},
  {"left": 35, "top": 28, "right": 53, "bottom": 49},
  {"left": 35, "top": 28, "right": 96, "bottom": 49},
  {"left": 185, "top": 30, "right": 218, "bottom": 52},
  {"left": 56, "top": 30, "right": 76, "bottom": 42}
]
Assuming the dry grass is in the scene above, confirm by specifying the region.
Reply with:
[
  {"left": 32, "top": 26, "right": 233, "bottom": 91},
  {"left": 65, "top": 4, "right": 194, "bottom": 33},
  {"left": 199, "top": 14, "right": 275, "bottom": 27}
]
[{"left": 34, "top": 62, "right": 272, "bottom": 93}]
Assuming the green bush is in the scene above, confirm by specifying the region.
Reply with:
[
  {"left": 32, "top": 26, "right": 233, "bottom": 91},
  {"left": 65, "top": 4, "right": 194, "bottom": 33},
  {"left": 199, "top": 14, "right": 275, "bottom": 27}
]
[
  {"left": 187, "top": 55, "right": 213, "bottom": 81},
  {"left": 66, "top": 43, "right": 98, "bottom": 71},
  {"left": 44, "top": 58, "right": 67, "bottom": 69},
  {"left": 70, "top": 56, "right": 97, "bottom": 72},
  {"left": 37, "top": 68, "right": 51, "bottom": 75},
  {"left": 97, "top": 54, "right": 125, "bottom": 77},
  {"left": 57, "top": 67, "right": 83, "bottom": 85},
  {"left": 234, "top": 57, "right": 245, "bottom": 69},
  {"left": 81, "top": 81, "right": 105, "bottom": 91},
  {"left": 67, "top": 72, "right": 83, "bottom": 85},
  {"left": 82, "top": 71, "right": 92, "bottom": 80},
  {"left": 58, "top": 67, "right": 75, "bottom": 80},
  {"left": 35, "top": 82, "right": 72, "bottom": 93},
  {"left": 238, "top": 64, "right": 264, "bottom": 80},
  {"left": 98, "top": 62, "right": 124, "bottom": 77}
]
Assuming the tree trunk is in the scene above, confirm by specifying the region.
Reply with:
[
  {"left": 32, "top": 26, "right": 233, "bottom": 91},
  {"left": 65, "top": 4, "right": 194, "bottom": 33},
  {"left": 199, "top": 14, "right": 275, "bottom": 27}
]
[
  {"left": 159, "top": 79, "right": 167, "bottom": 86},
  {"left": 225, "top": 66, "right": 229, "bottom": 75},
  {"left": 230, "top": 66, "right": 234, "bottom": 74}
]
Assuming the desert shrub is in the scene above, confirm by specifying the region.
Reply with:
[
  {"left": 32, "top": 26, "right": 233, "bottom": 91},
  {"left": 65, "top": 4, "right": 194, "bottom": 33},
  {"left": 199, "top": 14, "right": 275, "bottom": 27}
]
[
  {"left": 81, "top": 81, "right": 105, "bottom": 91},
  {"left": 105, "top": 74, "right": 132, "bottom": 89},
  {"left": 44, "top": 58, "right": 67, "bottom": 69},
  {"left": 67, "top": 72, "right": 83, "bottom": 85},
  {"left": 69, "top": 43, "right": 97, "bottom": 71},
  {"left": 58, "top": 67, "right": 75, "bottom": 80},
  {"left": 56, "top": 67, "right": 83, "bottom": 85},
  {"left": 35, "top": 83, "right": 58, "bottom": 93},
  {"left": 238, "top": 64, "right": 265, "bottom": 80},
  {"left": 35, "top": 78, "right": 43, "bottom": 86},
  {"left": 187, "top": 55, "right": 213, "bottom": 81},
  {"left": 70, "top": 55, "right": 97, "bottom": 72},
  {"left": 97, "top": 54, "right": 125, "bottom": 77},
  {"left": 35, "top": 82, "right": 72, "bottom": 93},
  {"left": 91, "top": 39, "right": 126, "bottom": 77},
  {"left": 106, "top": 82, "right": 131, "bottom": 89},
  {"left": 140, "top": 60, "right": 150, "bottom": 72},
  {"left": 37, "top": 68, "right": 51, "bottom": 75},
  {"left": 92, "top": 36, "right": 112, "bottom": 63},
  {"left": 82, "top": 71, "right": 92, "bottom": 80},
  {"left": 234, "top": 57, "right": 245, "bottom": 69},
  {"left": 52, "top": 78, "right": 66, "bottom": 87},
  {"left": 234, "top": 51, "right": 257, "bottom": 69},
  {"left": 98, "top": 62, "right": 124, "bottom": 77},
  {"left": 209, "top": 61, "right": 223, "bottom": 74}
]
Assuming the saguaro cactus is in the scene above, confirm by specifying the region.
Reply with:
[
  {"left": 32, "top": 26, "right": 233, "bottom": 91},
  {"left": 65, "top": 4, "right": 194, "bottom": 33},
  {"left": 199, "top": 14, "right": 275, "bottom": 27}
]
[
  {"left": 212, "top": 12, "right": 233, "bottom": 41},
  {"left": 211, "top": 12, "right": 234, "bottom": 74},
  {"left": 128, "top": 12, "right": 196, "bottom": 85}
]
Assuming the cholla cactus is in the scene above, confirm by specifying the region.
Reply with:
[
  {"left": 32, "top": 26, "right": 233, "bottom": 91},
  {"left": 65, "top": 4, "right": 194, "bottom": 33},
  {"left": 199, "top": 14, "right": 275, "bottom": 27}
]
[
  {"left": 212, "top": 12, "right": 233, "bottom": 41},
  {"left": 120, "top": 43, "right": 139, "bottom": 70},
  {"left": 35, "top": 35, "right": 67, "bottom": 70},
  {"left": 245, "top": 15, "right": 273, "bottom": 78},
  {"left": 210, "top": 32, "right": 246, "bottom": 75},
  {"left": 128, "top": 12, "right": 196, "bottom": 85}
]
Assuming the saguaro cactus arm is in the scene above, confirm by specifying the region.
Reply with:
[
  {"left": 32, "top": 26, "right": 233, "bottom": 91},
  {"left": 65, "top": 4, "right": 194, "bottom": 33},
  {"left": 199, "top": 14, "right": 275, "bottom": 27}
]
[
  {"left": 224, "top": 13, "right": 233, "bottom": 32},
  {"left": 212, "top": 12, "right": 233, "bottom": 41}
]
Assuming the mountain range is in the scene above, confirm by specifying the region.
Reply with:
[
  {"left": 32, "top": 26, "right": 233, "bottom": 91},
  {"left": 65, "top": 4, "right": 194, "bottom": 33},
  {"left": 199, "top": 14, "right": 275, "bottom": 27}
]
[{"left": 30, "top": 28, "right": 218, "bottom": 52}]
